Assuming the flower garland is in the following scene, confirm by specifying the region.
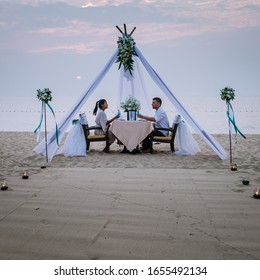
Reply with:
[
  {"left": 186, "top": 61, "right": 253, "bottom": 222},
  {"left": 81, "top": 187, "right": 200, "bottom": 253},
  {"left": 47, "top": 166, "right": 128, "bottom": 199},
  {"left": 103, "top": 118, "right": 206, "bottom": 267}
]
[
  {"left": 36, "top": 88, "right": 52, "bottom": 103},
  {"left": 116, "top": 34, "right": 137, "bottom": 75},
  {"left": 220, "top": 86, "right": 235, "bottom": 102},
  {"left": 120, "top": 95, "right": 141, "bottom": 111}
]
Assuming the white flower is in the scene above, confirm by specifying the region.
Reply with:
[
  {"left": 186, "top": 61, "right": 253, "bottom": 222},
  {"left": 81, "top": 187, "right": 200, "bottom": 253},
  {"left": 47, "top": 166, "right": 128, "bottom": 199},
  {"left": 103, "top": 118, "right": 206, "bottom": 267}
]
[
  {"left": 220, "top": 87, "right": 235, "bottom": 102},
  {"left": 120, "top": 96, "right": 141, "bottom": 111},
  {"left": 115, "top": 34, "right": 137, "bottom": 76},
  {"left": 36, "top": 88, "right": 52, "bottom": 102}
]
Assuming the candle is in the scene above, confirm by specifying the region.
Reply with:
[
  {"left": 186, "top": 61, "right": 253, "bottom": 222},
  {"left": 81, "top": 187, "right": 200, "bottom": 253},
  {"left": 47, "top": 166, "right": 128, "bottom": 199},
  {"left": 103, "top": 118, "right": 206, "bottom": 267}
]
[
  {"left": 41, "top": 163, "right": 46, "bottom": 169},
  {"left": 253, "top": 188, "right": 260, "bottom": 199},
  {"left": 1, "top": 181, "right": 8, "bottom": 191},
  {"left": 22, "top": 171, "right": 29, "bottom": 179},
  {"left": 231, "top": 163, "right": 237, "bottom": 171},
  {"left": 242, "top": 177, "right": 250, "bottom": 185}
]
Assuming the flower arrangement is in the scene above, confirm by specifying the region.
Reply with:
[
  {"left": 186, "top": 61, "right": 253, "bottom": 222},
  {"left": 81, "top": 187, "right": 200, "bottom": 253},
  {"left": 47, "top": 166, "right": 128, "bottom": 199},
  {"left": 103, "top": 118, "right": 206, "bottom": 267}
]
[
  {"left": 34, "top": 87, "right": 59, "bottom": 150},
  {"left": 115, "top": 34, "right": 137, "bottom": 75},
  {"left": 220, "top": 87, "right": 235, "bottom": 102},
  {"left": 120, "top": 96, "right": 141, "bottom": 111},
  {"left": 36, "top": 88, "right": 52, "bottom": 103}
]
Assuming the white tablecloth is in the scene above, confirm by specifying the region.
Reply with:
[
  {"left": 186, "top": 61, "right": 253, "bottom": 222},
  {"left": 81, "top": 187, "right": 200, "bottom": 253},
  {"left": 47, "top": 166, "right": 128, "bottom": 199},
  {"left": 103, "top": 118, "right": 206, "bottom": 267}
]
[{"left": 111, "top": 120, "right": 154, "bottom": 152}]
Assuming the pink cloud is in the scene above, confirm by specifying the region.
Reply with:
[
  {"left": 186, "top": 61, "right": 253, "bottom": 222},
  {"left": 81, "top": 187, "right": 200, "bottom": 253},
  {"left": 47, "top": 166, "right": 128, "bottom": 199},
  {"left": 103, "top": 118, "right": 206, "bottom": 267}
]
[
  {"left": 12, "top": 0, "right": 260, "bottom": 54},
  {"left": 28, "top": 43, "right": 97, "bottom": 54}
]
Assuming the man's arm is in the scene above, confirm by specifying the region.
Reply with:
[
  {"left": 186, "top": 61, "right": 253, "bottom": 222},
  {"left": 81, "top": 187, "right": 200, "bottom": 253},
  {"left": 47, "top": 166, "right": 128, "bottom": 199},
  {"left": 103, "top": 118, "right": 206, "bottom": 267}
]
[{"left": 137, "top": 113, "right": 155, "bottom": 122}]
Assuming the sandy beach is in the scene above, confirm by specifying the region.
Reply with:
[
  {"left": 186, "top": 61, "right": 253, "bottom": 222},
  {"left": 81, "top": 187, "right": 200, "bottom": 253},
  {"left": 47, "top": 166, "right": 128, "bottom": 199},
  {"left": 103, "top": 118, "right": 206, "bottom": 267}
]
[{"left": 0, "top": 132, "right": 260, "bottom": 260}]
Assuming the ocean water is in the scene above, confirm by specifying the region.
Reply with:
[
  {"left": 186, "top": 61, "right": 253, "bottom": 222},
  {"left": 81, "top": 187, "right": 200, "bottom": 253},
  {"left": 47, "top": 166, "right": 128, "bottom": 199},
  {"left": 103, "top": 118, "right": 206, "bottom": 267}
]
[{"left": 0, "top": 95, "right": 259, "bottom": 134}]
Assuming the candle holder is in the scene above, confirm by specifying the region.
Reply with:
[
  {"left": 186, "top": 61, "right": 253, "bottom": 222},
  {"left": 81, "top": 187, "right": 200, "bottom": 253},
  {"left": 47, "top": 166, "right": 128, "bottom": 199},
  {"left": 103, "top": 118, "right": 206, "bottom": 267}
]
[
  {"left": 1, "top": 181, "right": 8, "bottom": 191},
  {"left": 230, "top": 163, "right": 237, "bottom": 171},
  {"left": 41, "top": 163, "right": 47, "bottom": 169},
  {"left": 253, "top": 188, "right": 260, "bottom": 199},
  {"left": 242, "top": 177, "right": 250, "bottom": 185},
  {"left": 22, "top": 171, "right": 29, "bottom": 179}
]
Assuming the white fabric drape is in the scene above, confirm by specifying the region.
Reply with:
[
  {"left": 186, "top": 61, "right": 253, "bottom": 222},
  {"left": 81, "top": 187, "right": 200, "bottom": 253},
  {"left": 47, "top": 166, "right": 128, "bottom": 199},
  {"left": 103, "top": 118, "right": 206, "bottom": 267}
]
[
  {"left": 57, "top": 121, "right": 86, "bottom": 157},
  {"left": 174, "top": 115, "right": 201, "bottom": 155},
  {"left": 33, "top": 50, "right": 118, "bottom": 161},
  {"left": 134, "top": 46, "right": 228, "bottom": 160},
  {"left": 118, "top": 57, "right": 153, "bottom": 116}
]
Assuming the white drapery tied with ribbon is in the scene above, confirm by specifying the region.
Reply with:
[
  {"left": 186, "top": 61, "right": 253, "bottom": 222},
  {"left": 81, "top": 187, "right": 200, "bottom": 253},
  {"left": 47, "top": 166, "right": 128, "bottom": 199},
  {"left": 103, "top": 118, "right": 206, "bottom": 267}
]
[{"left": 34, "top": 100, "right": 59, "bottom": 145}]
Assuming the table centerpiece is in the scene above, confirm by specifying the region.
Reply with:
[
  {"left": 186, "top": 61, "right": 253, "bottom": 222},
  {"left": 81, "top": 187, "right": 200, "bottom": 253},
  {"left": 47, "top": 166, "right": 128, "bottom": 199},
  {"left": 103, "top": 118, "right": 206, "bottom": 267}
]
[{"left": 120, "top": 95, "right": 141, "bottom": 121}]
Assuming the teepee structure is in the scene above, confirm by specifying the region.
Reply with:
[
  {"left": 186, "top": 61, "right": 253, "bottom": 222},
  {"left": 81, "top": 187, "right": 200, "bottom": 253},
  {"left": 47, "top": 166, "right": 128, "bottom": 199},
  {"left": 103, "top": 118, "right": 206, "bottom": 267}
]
[{"left": 33, "top": 25, "right": 228, "bottom": 161}]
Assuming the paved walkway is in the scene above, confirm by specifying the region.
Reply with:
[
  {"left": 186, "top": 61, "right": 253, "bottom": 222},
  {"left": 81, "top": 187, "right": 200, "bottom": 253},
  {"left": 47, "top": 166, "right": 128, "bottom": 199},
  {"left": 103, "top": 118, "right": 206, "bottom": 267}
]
[{"left": 0, "top": 168, "right": 259, "bottom": 259}]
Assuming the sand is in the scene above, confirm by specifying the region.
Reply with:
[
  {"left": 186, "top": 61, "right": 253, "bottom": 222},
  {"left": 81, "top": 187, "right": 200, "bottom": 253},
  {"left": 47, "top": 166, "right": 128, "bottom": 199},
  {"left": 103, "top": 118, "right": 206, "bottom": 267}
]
[{"left": 0, "top": 132, "right": 260, "bottom": 260}]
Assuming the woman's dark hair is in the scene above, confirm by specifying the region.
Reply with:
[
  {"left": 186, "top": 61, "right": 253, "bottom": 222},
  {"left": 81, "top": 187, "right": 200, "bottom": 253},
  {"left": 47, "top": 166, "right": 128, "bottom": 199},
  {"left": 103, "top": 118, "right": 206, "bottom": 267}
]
[{"left": 93, "top": 99, "right": 107, "bottom": 115}]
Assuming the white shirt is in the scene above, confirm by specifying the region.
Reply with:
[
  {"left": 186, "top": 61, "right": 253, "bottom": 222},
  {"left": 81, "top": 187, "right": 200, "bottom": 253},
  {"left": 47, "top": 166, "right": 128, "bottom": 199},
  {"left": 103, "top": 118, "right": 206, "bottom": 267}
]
[
  {"left": 95, "top": 110, "right": 108, "bottom": 134},
  {"left": 154, "top": 107, "right": 170, "bottom": 136}
]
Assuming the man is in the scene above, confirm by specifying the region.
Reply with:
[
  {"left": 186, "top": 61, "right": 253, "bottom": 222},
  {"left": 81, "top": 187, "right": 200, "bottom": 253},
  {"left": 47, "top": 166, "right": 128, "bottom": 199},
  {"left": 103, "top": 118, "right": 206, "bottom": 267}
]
[{"left": 137, "top": 97, "right": 170, "bottom": 151}]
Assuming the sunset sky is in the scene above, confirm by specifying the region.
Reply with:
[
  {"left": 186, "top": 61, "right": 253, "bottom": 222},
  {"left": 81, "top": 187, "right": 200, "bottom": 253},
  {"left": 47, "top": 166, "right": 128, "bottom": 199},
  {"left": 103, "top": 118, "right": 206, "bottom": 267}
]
[{"left": 1, "top": 0, "right": 260, "bottom": 106}]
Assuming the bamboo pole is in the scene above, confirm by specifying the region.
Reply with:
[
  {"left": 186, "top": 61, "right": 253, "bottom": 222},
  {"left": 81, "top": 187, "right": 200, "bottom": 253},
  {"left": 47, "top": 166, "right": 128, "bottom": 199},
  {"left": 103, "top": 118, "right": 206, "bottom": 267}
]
[
  {"left": 129, "top": 27, "right": 136, "bottom": 36},
  {"left": 116, "top": 25, "right": 123, "bottom": 34},
  {"left": 44, "top": 102, "right": 48, "bottom": 163},
  {"left": 227, "top": 102, "right": 232, "bottom": 164}
]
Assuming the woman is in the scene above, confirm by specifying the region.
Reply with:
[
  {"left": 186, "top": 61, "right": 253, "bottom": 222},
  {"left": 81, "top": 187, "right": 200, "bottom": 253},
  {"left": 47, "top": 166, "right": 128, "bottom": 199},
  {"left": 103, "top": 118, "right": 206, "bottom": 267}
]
[{"left": 93, "top": 99, "right": 119, "bottom": 151}]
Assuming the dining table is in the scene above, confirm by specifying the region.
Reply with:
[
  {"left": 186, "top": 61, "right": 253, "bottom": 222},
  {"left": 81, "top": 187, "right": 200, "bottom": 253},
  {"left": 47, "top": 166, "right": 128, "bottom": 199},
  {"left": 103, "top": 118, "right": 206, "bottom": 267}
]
[{"left": 110, "top": 120, "right": 154, "bottom": 152}]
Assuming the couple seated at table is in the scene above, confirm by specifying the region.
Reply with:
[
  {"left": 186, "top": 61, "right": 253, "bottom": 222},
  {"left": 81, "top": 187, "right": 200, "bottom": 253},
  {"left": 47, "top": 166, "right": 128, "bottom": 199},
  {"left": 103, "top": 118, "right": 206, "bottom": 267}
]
[
  {"left": 93, "top": 97, "right": 169, "bottom": 152},
  {"left": 58, "top": 97, "right": 200, "bottom": 156}
]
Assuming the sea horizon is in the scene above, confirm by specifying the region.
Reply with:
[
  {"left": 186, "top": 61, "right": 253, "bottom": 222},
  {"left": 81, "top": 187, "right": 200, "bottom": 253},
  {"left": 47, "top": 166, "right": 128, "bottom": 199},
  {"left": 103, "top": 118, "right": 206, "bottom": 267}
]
[{"left": 1, "top": 95, "right": 259, "bottom": 134}]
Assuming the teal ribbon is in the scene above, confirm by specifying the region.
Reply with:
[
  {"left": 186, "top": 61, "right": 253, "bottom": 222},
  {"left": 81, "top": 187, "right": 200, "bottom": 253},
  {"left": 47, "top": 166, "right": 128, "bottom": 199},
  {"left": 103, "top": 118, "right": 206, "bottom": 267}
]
[
  {"left": 34, "top": 102, "right": 44, "bottom": 139},
  {"left": 34, "top": 101, "right": 59, "bottom": 145},
  {"left": 46, "top": 102, "right": 59, "bottom": 145},
  {"left": 72, "top": 119, "right": 79, "bottom": 125},
  {"left": 226, "top": 100, "right": 246, "bottom": 139}
]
